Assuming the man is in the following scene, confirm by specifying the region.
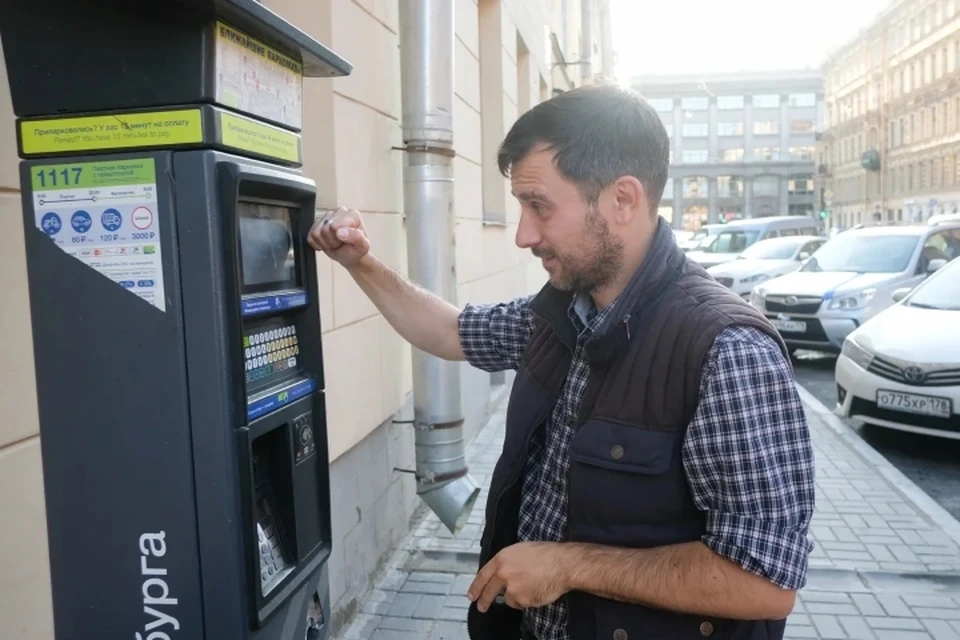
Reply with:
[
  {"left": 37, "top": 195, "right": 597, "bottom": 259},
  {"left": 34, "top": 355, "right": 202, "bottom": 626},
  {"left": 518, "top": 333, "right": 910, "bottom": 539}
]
[{"left": 308, "top": 85, "right": 815, "bottom": 640}]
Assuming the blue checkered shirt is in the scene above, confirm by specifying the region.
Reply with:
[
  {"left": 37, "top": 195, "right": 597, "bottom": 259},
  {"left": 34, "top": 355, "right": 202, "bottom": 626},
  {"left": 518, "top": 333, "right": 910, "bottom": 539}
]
[{"left": 458, "top": 294, "right": 816, "bottom": 640}]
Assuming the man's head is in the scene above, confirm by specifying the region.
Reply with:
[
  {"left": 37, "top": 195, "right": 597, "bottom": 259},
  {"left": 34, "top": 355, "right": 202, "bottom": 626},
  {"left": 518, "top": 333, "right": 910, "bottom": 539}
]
[{"left": 498, "top": 84, "right": 670, "bottom": 296}]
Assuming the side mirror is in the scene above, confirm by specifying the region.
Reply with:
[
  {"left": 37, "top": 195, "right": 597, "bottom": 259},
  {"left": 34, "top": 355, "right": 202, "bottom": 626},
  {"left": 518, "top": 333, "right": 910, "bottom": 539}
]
[
  {"left": 892, "top": 287, "right": 912, "bottom": 302},
  {"left": 927, "top": 258, "right": 948, "bottom": 273},
  {"left": 798, "top": 251, "right": 811, "bottom": 261}
]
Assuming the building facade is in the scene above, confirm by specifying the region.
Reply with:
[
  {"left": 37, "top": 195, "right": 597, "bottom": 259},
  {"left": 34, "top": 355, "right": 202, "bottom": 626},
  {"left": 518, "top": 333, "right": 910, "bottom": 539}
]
[
  {"left": 0, "top": 0, "right": 606, "bottom": 637},
  {"left": 819, "top": 0, "right": 960, "bottom": 229},
  {"left": 631, "top": 71, "right": 825, "bottom": 231}
]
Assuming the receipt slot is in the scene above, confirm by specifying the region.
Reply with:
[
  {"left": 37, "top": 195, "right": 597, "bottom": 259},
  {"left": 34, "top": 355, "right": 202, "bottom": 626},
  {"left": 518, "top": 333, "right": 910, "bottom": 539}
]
[{"left": 0, "top": 1, "right": 351, "bottom": 639}]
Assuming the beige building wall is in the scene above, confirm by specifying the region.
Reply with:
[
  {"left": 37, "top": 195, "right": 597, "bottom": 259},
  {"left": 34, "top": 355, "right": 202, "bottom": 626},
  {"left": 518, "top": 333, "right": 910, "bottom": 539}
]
[
  {"left": 819, "top": 0, "right": 960, "bottom": 228},
  {"left": 0, "top": 0, "right": 592, "bottom": 637}
]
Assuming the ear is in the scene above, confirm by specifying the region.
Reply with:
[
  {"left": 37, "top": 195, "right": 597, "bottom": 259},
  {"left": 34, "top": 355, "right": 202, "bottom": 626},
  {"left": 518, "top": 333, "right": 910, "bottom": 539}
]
[{"left": 610, "top": 176, "right": 646, "bottom": 225}]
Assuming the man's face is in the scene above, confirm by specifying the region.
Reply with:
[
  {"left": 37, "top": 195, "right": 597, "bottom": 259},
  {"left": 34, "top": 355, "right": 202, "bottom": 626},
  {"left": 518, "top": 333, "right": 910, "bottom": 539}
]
[{"left": 510, "top": 146, "right": 625, "bottom": 293}]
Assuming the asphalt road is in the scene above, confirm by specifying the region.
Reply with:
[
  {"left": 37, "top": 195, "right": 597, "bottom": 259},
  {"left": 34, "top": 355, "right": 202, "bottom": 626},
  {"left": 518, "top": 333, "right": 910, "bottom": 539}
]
[{"left": 792, "top": 350, "right": 960, "bottom": 522}]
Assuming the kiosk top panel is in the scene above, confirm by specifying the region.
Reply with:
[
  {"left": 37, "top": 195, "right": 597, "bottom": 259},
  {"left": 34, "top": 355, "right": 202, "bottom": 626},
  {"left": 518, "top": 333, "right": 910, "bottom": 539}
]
[
  {"left": 0, "top": 0, "right": 352, "bottom": 123},
  {"left": 143, "top": 0, "right": 353, "bottom": 80}
]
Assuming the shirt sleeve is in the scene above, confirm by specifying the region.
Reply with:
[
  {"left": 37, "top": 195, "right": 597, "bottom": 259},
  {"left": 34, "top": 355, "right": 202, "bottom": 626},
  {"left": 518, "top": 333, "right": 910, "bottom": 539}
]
[
  {"left": 681, "top": 325, "right": 816, "bottom": 591},
  {"left": 457, "top": 295, "right": 538, "bottom": 372}
]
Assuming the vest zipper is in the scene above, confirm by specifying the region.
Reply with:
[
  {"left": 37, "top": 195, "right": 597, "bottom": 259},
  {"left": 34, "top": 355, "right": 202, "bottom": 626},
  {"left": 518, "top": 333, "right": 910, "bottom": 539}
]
[
  {"left": 470, "top": 394, "right": 558, "bottom": 640},
  {"left": 480, "top": 391, "right": 559, "bottom": 560},
  {"left": 623, "top": 313, "right": 631, "bottom": 341}
]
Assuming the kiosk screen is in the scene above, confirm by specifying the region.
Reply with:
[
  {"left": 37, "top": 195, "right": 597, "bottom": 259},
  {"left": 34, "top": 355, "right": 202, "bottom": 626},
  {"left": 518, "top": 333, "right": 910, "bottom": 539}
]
[{"left": 238, "top": 201, "right": 299, "bottom": 294}]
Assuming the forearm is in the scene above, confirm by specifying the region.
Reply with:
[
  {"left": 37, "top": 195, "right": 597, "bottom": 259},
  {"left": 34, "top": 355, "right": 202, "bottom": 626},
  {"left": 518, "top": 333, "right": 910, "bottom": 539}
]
[
  {"left": 346, "top": 254, "right": 465, "bottom": 361},
  {"left": 564, "top": 541, "right": 796, "bottom": 620}
]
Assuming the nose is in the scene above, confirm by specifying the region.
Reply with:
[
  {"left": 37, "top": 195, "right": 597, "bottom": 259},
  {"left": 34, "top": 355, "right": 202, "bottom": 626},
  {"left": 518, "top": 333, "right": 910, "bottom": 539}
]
[{"left": 515, "top": 211, "right": 541, "bottom": 249}]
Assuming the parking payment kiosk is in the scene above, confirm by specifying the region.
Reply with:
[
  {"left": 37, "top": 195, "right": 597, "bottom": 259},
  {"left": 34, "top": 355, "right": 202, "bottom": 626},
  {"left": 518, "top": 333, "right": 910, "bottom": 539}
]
[{"left": 0, "top": 1, "right": 351, "bottom": 638}]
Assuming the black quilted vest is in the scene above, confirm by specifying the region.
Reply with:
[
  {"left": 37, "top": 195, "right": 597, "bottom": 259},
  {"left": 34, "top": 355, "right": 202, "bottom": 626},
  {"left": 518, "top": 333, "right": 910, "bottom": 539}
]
[{"left": 467, "top": 220, "right": 791, "bottom": 640}]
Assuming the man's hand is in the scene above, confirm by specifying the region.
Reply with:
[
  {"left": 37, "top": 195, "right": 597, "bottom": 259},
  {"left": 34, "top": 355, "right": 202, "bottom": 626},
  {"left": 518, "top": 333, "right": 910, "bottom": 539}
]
[
  {"left": 307, "top": 206, "right": 370, "bottom": 268},
  {"left": 467, "top": 542, "right": 571, "bottom": 612}
]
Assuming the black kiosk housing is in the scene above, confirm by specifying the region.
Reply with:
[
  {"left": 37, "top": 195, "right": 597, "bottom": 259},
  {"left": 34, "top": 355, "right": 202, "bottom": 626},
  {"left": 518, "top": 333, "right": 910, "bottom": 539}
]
[{"left": 0, "top": 1, "right": 352, "bottom": 638}]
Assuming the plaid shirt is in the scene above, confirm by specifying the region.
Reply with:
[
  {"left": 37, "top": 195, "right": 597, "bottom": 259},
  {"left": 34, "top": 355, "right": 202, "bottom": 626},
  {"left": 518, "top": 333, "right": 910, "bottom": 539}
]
[{"left": 458, "top": 294, "right": 815, "bottom": 640}]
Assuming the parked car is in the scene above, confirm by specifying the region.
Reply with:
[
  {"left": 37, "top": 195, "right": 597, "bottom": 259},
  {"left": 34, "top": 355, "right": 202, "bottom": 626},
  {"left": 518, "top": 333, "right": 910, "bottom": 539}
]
[
  {"left": 750, "top": 222, "right": 960, "bottom": 352},
  {"left": 706, "top": 235, "right": 827, "bottom": 299},
  {"left": 834, "top": 256, "right": 960, "bottom": 439},
  {"left": 677, "top": 224, "right": 722, "bottom": 252},
  {"left": 686, "top": 215, "right": 823, "bottom": 269}
]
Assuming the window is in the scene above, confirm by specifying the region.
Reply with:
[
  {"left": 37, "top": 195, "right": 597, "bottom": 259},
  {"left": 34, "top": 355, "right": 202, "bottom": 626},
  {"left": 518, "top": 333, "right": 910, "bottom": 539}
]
[
  {"left": 647, "top": 97, "right": 673, "bottom": 112},
  {"left": 905, "top": 254, "right": 960, "bottom": 308},
  {"left": 788, "top": 93, "right": 816, "bottom": 108},
  {"left": 682, "top": 177, "right": 708, "bottom": 198},
  {"left": 753, "top": 147, "right": 780, "bottom": 161},
  {"left": 753, "top": 94, "right": 780, "bottom": 108},
  {"left": 682, "top": 123, "right": 709, "bottom": 137},
  {"left": 788, "top": 177, "right": 814, "bottom": 194},
  {"left": 790, "top": 146, "right": 816, "bottom": 161},
  {"left": 717, "top": 122, "right": 744, "bottom": 136},
  {"left": 921, "top": 231, "right": 960, "bottom": 267},
  {"left": 704, "top": 230, "right": 759, "bottom": 253},
  {"left": 681, "top": 96, "right": 709, "bottom": 111},
  {"left": 741, "top": 236, "right": 810, "bottom": 260},
  {"left": 790, "top": 119, "right": 815, "bottom": 134},
  {"left": 717, "top": 95, "right": 744, "bottom": 109},
  {"left": 801, "top": 234, "right": 919, "bottom": 273},
  {"left": 682, "top": 150, "right": 709, "bottom": 163},
  {"left": 716, "top": 176, "right": 744, "bottom": 197},
  {"left": 721, "top": 148, "right": 744, "bottom": 161},
  {"left": 753, "top": 176, "right": 779, "bottom": 197},
  {"left": 753, "top": 121, "right": 779, "bottom": 135}
]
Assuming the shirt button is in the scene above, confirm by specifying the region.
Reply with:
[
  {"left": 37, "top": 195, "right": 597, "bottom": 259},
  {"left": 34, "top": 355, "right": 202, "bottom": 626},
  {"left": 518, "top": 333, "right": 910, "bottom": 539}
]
[
  {"left": 699, "top": 621, "right": 714, "bottom": 637},
  {"left": 610, "top": 445, "right": 624, "bottom": 460},
  {"left": 612, "top": 629, "right": 628, "bottom": 640}
]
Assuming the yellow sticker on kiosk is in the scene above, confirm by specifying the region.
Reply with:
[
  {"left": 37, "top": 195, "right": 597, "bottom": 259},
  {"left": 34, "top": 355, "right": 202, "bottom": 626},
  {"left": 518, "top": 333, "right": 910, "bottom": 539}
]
[{"left": 20, "top": 109, "right": 204, "bottom": 154}]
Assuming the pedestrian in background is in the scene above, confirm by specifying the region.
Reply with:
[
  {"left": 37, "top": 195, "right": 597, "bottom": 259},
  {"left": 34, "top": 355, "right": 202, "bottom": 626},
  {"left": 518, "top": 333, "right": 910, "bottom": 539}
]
[{"left": 309, "top": 84, "right": 816, "bottom": 640}]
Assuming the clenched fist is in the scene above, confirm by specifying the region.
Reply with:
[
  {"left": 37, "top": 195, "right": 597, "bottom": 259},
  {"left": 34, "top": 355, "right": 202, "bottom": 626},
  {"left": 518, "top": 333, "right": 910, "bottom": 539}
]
[{"left": 307, "top": 206, "right": 370, "bottom": 268}]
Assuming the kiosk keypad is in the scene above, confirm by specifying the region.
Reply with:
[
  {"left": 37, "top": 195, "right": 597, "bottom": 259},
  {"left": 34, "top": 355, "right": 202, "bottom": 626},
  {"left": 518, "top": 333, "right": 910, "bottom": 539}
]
[
  {"left": 243, "top": 321, "right": 300, "bottom": 388},
  {"left": 253, "top": 453, "right": 294, "bottom": 593}
]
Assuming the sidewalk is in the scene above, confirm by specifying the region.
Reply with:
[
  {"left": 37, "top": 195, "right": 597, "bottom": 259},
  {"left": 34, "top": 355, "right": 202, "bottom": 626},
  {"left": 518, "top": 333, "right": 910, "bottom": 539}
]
[{"left": 334, "top": 386, "right": 960, "bottom": 640}]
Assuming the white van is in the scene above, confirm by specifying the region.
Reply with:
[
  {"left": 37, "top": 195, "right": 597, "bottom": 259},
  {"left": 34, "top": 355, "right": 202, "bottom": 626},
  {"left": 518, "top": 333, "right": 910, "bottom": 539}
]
[{"left": 686, "top": 216, "right": 823, "bottom": 269}]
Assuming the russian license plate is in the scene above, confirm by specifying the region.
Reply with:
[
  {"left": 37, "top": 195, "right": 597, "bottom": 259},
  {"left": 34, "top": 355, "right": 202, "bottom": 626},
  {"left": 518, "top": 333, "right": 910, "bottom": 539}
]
[
  {"left": 876, "top": 390, "right": 953, "bottom": 419},
  {"left": 771, "top": 319, "right": 807, "bottom": 333}
]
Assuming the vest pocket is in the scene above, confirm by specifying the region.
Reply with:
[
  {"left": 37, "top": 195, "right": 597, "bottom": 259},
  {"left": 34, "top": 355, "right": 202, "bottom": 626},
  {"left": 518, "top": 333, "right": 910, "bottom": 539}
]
[{"left": 568, "top": 420, "right": 688, "bottom": 538}]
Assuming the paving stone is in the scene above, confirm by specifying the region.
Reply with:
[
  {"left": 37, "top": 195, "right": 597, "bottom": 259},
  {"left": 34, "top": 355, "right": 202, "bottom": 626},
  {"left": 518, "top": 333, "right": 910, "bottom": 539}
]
[{"left": 925, "top": 619, "right": 960, "bottom": 640}]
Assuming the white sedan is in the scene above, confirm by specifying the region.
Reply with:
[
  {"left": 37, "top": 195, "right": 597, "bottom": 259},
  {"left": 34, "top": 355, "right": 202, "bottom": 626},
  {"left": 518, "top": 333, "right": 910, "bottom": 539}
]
[
  {"left": 835, "top": 256, "right": 960, "bottom": 439},
  {"left": 707, "top": 235, "right": 827, "bottom": 299}
]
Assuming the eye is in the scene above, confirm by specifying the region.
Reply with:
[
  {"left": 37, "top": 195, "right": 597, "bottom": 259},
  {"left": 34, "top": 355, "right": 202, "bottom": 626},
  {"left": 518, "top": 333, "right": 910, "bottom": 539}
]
[{"left": 531, "top": 202, "right": 546, "bottom": 216}]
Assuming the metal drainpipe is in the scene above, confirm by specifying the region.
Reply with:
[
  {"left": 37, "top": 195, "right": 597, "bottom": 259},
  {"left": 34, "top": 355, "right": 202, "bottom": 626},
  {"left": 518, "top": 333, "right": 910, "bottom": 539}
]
[
  {"left": 398, "top": 0, "right": 481, "bottom": 534},
  {"left": 599, "top": 0, "right": 615, "bottom": 82},
  {"left": 581, "top": 0, "right": 594, "bottom": 83}
]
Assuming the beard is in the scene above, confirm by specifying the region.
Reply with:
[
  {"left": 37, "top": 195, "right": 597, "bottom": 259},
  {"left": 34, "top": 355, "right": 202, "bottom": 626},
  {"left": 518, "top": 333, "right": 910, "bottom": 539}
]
[{"left": 533, "top": 207, "right": 625, "bottom": 293}]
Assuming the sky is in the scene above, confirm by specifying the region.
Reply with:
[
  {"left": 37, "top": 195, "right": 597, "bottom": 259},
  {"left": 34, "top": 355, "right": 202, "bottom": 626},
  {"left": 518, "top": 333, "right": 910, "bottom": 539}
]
[{"left": 611, "top": 0, "right": 894, "bottom": 80}]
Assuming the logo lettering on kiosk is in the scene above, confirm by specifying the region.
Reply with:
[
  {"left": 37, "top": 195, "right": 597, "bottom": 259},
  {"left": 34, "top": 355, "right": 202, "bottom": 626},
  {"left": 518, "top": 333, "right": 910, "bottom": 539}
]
[{"left": 136, "top": 531, "right": 181, "bottom": 640}]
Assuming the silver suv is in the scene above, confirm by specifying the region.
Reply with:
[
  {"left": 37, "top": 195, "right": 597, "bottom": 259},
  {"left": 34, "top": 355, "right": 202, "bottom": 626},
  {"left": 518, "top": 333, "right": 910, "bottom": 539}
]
[{"left": 750, "top": 223, "right": 960, "bottom": 353}]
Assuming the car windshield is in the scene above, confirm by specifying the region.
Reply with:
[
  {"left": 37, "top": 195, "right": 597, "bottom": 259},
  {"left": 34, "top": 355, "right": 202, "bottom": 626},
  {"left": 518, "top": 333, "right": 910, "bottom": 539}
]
[
  {"left": 739, "top": 237, "right": 804, "bottom": 260},
  {"left": 704, "top": 229, "right": 759, "bottom": 253},
  {"left": 906, "top": 258, "right": 960, "bottom": 310},
  {"left": 801, "top": 234, "right": 918, "bottom": 273}
]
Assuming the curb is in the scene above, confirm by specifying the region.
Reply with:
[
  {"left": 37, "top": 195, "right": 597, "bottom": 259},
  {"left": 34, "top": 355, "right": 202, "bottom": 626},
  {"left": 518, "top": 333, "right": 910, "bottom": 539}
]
[{"left": 796, "top": 384, "right": 960, "bottom": 549}]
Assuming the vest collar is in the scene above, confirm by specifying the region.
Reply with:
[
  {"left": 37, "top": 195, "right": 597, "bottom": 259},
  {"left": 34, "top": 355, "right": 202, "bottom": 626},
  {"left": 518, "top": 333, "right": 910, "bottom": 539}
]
[{"left": 529, "top": 217, "right": 688, "bottom": 363}]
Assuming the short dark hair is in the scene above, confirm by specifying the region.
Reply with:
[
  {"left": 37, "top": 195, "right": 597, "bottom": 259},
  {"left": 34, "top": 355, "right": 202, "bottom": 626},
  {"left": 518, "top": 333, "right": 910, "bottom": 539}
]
[{"left": 497, "top": 84, "right": 670, "bottom": 211}]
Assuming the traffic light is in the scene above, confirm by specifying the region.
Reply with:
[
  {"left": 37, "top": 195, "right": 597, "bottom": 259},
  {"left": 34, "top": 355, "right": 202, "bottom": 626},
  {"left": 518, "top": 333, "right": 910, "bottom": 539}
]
[{"left": 819, "top": 209, "right": 829, "bottom": 220}]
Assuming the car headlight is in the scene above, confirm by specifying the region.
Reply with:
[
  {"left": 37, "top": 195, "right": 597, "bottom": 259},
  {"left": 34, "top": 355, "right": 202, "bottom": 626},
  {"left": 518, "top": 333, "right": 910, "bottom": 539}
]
[
  {"left": 740, "top": 273, "right": 769, "bottom": 284},
  {"left": 840, "top": 337, "right": 874, "bottom": 370},
  {"left": 827, "top": 288, "right": 877, "bottom": 311}
]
